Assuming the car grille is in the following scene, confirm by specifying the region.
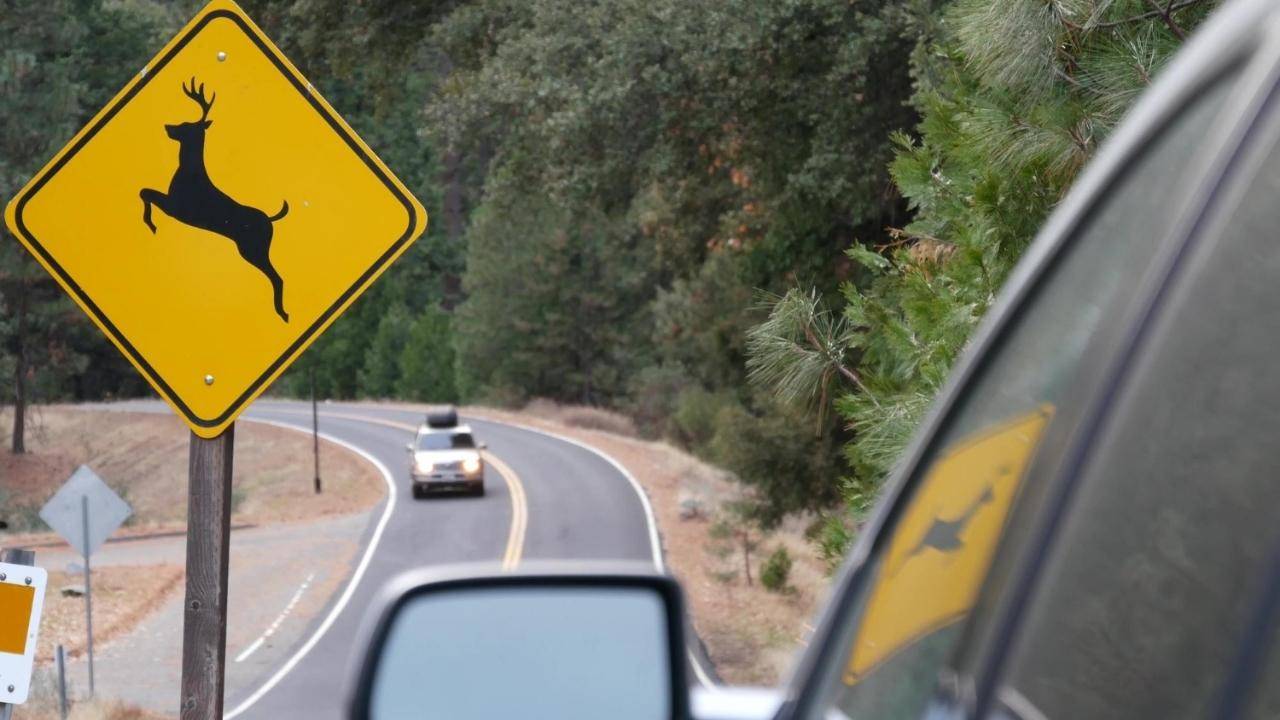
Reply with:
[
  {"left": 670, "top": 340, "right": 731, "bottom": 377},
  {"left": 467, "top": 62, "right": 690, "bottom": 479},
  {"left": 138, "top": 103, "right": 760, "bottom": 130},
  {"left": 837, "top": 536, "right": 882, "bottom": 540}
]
[{"left": 434, "top": 460, "right": 463, "bottom": 471}]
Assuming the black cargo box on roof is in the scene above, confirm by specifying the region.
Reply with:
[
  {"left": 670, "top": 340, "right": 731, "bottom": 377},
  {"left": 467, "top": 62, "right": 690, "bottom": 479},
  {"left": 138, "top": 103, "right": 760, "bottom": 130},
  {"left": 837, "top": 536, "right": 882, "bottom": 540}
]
[{"left": 425, "top": 406, "right": 459, "bottom": 428}]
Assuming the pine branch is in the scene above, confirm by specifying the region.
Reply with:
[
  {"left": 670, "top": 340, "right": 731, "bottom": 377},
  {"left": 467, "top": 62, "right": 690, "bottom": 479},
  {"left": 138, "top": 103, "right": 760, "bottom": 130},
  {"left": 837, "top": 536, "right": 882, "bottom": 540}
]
[
  {"left": 1092, "top": 0, "right": 1210, "bottom": 32},
  {"left": 746, "top": 289, "right": 879, "bottom": 412},
  {"left": 1145, "top": 0, "right": 1185, "bottom": 40},
  {"left": 801, "top": 320, "right": 874, "bottom": 402}
]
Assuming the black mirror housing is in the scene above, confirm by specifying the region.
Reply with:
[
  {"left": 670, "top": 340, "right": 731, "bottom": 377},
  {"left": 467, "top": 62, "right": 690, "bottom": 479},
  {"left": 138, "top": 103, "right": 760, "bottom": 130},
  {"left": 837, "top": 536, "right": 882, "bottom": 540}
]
[{"left": 347, "top": 562, "right": 691, "bottom": 720}]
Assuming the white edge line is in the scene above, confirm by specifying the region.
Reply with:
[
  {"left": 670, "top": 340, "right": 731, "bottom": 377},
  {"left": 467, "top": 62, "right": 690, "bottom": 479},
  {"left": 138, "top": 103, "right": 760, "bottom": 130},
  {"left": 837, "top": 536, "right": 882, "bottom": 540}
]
[
  {"left": 223, "top": 417, "right": 397, "bottom": 719},
  {"left": 233, "top": 637, "right": 265, "bottom": 664},
  {"left": 234, "top": 574, "right": 314, "bottom": 663},
  {"left": 471, "top": 416, "right": 720, "bottom": 689}
]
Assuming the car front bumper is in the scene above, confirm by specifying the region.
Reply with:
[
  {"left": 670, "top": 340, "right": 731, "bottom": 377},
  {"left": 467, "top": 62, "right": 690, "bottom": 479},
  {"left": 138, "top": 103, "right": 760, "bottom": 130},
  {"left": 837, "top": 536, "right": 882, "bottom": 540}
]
[{"left": 411, "top": 469, "right": 483, "bottom": 491}]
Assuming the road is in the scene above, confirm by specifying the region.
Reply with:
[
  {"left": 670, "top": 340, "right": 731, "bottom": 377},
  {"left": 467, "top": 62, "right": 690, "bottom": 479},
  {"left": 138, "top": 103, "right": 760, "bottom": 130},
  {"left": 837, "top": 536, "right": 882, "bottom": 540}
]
[{"left": 199, "top": 400, "right": 710, "bottom": 718}]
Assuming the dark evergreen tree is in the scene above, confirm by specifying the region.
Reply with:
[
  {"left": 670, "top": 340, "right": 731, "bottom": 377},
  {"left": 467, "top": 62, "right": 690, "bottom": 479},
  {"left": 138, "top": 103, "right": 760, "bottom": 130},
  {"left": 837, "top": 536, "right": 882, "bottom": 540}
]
[{"left": 749, "top": 0, "right": 1222, "bottom": 558}]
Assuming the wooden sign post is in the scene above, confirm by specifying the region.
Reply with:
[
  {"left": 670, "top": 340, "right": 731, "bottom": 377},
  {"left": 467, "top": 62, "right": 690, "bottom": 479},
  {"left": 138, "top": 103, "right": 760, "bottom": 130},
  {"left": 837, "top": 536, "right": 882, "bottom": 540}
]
[{"left": 180, "top": 428, "right": 234, "bottom": 719}]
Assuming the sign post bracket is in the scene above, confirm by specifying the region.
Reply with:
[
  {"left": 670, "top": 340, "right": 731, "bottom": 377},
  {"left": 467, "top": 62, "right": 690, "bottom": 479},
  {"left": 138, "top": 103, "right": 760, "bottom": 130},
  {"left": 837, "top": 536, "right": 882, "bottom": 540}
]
[{"left": 179, "top": 425, "right": 234, "bottom": 720}]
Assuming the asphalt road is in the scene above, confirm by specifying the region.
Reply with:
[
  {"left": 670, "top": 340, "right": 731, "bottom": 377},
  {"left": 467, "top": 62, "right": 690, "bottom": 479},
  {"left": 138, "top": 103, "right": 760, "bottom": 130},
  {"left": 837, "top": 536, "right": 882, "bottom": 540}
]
[{"left": 209, "top": 400, "right": 701, "bottom": 718}]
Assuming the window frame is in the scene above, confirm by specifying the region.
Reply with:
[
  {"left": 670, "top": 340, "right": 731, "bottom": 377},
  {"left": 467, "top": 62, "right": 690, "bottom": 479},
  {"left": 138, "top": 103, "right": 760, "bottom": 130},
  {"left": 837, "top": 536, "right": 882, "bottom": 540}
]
[{"left": 776, "top": 3, "right": 1280, "bottom": 718}]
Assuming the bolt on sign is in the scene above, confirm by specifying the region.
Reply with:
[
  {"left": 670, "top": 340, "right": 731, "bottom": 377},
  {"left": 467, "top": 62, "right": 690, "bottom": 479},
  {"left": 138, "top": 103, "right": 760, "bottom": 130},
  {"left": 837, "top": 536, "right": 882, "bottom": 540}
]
[
  {"left": 3, "top": 0, "right": 427, "bottom": 438},
  {"left": 0, "top": 562, "right": 48, "bottom": 705}
]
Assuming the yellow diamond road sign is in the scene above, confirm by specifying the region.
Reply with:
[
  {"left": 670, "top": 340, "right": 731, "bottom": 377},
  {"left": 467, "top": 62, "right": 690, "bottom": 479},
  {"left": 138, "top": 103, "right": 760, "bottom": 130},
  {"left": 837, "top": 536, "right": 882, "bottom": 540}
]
[{"left": 3, "top": 0, "right": 427, "bottom": 438}]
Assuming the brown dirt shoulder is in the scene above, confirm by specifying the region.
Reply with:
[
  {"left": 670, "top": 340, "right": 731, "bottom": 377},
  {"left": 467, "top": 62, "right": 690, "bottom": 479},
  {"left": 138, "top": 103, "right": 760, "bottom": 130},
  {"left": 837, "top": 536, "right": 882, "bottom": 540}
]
[{"left": 1, "top": 405, "right": 385, "bottom": 548}]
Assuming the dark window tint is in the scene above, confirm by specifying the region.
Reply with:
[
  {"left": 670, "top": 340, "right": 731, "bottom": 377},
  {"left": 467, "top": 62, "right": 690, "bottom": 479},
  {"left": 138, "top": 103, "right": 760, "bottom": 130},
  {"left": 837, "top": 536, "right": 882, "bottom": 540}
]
[
  {"left": 813, "top": 70, "right": 1239, "bottom": 720},
  {"left": 996, "top": 79, "right": 1280, "bottom": 720},
  {"left": 417, "top": 432, "right": 475, "bottom": 450}
]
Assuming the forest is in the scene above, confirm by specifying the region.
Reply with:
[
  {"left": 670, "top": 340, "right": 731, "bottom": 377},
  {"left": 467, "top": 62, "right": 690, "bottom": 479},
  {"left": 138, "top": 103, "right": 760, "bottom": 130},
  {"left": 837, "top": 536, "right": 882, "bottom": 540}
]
[{"left": 1, "top": 0, "right": 1221, "bottom": 558}]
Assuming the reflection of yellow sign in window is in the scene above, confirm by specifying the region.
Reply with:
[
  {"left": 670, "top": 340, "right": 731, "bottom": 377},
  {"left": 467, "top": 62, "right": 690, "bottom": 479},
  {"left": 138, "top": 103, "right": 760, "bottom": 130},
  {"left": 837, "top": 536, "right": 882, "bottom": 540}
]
[
  {"left": 0, "top": 584, "right": 35, "bottom": 655},
  {"left": 3, "top": 0, "right": 426, "bottom": 439},
  {"left": 844, "top": 407, "right": 1052, "bottom": 684}
]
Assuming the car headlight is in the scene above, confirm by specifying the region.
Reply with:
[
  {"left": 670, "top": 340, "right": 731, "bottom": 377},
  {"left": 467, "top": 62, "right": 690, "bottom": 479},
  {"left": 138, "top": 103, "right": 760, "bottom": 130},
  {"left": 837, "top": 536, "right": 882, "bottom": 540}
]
[
  {"left": 462, "top": 457, "right": 482, "bottom": 474},
  {"left": 416, "top": 460, "right": 434, "bottom": 474}
]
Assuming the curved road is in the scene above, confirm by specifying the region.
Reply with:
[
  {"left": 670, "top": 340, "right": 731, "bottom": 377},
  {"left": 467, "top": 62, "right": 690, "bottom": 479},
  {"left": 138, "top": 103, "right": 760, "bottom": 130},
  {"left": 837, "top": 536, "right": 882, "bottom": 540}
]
[{"left": 197, "top": 400, "right": 705, "bottom": 718}]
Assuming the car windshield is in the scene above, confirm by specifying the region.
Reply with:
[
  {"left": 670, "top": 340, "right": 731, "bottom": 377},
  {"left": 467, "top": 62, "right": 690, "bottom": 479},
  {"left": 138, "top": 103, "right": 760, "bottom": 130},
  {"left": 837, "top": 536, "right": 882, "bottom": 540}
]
[
  {"left": 417, "top": 432, "right": 476, "bottom": 451},
  {"left": 3, "top": 1, "right": 1246, "bottom": 716}
]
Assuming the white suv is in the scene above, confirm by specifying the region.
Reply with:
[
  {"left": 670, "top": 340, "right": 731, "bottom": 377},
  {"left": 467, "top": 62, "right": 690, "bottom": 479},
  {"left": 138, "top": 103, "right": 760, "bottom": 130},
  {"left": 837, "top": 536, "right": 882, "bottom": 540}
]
[{"left": 407, "top": 423, "right": 485, "bottom": 498}]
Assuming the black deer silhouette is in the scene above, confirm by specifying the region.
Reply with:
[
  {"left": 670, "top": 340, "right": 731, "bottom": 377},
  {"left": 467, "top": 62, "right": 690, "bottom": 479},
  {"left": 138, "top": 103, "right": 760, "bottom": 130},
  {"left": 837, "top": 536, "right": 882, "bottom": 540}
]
[
  {"left": 890, "top": 484, "right": 996, "bottom": 576},
  {"left": 140, "top": 78, "right": 290, "bottom": 322}
]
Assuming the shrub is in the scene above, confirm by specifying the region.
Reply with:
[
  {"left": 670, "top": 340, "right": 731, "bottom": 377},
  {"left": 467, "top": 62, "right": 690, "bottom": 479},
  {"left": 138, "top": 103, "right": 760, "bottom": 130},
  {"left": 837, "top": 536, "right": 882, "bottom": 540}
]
[
  {"left": 707, "top": 398, "right": 840, "bottom": 529},
  {"left": 761, "top": 546, "right": 793, "bottom": 593},
  {"left": 625, "top": 364, "right": 692, "bottom": 438},
  {"left": 671, "top": 388, "right": 737, "bottom": 452}
]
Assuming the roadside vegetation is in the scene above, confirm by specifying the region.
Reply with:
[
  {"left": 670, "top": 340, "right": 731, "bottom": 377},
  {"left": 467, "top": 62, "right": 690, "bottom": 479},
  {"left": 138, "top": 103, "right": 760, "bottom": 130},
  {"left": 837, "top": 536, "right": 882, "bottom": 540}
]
[{"left": 2, "top": 1, "right": 1223, "bottom": 579}]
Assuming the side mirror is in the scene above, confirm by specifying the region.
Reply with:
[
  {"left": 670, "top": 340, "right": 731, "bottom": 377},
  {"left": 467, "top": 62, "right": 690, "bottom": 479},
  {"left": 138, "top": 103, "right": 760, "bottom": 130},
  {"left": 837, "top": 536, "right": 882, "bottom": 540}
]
[
  {"left": 404, "top": 443, "right": 413, "bottom": 453},
  {"left": 478, "top": 442, "right": 488, "bottom": 450},
  {"left": 348, "top": 564, "right": 690, "bottom": 720}
]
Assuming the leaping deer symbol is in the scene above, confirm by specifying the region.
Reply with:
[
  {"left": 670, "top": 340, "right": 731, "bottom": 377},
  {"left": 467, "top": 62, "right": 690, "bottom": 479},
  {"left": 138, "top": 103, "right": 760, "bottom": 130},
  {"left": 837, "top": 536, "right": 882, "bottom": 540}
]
[
  {"left": 890, "top": 484, "right": 995, "bottom": 576},
  {"left": 140, "top": 78, "right": 290, "bottom": 322}
]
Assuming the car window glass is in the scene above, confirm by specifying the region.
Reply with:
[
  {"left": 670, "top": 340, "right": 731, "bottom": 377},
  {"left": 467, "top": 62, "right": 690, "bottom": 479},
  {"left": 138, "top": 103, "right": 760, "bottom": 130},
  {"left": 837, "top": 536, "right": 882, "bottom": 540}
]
[
  {"left": 994, "top": 78, "right": 1280, "bottom": 720},
  {"left": 814, "top": 73, "right": 1237, "bottom": 720},
  {"left": 416, "top": 433, "right": 474, "bottom": 450}
]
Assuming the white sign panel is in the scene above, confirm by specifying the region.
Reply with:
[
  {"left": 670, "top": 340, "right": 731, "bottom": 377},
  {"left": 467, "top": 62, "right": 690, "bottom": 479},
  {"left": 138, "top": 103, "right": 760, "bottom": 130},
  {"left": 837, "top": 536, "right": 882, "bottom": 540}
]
[
  {"left": 38, "top": 465, "right": 133, "bottom": 557},
  {"left": 0, "top": 562, "right": 48, "bottom": 705}
]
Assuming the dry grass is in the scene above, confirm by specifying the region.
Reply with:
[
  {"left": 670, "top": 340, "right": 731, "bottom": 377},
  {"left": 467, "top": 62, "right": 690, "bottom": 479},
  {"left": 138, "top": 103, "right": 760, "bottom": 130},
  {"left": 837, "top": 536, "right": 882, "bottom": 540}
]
[
  {"left": 20, "top": 670, "right": 167, "bottom": 720},
  {"left": 0, "top": 405, "right": 385, "bottom": 546},
  {"left": 468, "top": 403, "right": 831, "bottom": 685},
  {"left": 521, "top": 399, "right": 638, "bottom": 437},
  {"left": 35, "top": 564, "right": 184, "bottom": 664}
]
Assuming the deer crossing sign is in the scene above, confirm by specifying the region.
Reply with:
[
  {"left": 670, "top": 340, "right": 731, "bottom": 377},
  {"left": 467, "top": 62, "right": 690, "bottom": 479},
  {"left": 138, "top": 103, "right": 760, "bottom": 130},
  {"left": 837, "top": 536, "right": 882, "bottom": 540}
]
[{"left": 3, "top": 0, "right": 427, "bottom": 438}]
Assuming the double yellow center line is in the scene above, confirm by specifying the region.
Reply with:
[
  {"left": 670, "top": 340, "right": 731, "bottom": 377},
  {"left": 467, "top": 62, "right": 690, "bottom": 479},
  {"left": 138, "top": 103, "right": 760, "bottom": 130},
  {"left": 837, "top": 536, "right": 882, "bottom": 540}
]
[{"left": 266, "top": 410, "right": 528, "bottom": 570}]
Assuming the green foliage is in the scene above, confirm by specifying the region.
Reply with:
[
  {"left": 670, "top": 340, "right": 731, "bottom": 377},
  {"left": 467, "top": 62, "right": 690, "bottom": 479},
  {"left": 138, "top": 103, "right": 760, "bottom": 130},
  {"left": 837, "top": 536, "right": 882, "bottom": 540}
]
[
  {"left": 651, "top": 252, "right": 757, "bottom": 391},
  {"left": 760, "top": 546, "right": 793, "bottom": 593},
  {"left": 670, "top": 388, "right": 738, "bottom": 453},
  {"left": 748, "top": 0, "right": 1223, "bottom": 554},
  {"left": 706, "top": 397, "right": 840, "bottom": 529},
  {"left": 453, "top": 193, "right": 655, "bottom": 405},
  {"left": 623, "top": 363, "right": 691, "bottom": 438},
  {"left": 360, "top": 304, "right": 412, "bottom": 398},
  {"left": 746, "top": 288, "right": 861, "bottom": 418},
  {"left": 397, "top": 304, "right": 458, "bottom": 403}
]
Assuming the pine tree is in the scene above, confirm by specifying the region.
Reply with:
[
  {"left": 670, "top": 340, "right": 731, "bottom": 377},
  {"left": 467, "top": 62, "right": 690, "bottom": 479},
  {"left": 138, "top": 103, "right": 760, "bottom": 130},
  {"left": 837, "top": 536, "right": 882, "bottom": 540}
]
[
  {"left": 749, "top": 0, "right": 1222, "bottom": 555},
  {"left": 1, "top": 1, "right": 86, "bottom": 452},
  {"left": 397, "top": 304, "right": 459, "bottom": 403}
]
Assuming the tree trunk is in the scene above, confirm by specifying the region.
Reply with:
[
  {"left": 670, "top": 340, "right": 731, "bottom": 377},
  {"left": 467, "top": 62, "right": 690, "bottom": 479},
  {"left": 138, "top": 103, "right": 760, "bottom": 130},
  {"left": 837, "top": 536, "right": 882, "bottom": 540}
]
[
  {"left": 11, "top": 277, "right": 28, "bottom": 455},
  {"left": 741, "top": 532, "right": 753, "bottom": 586}
]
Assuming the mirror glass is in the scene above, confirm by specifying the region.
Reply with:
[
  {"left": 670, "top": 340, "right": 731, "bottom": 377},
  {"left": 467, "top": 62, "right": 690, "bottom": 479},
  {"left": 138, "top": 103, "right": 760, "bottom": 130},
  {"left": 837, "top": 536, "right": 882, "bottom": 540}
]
[{"left": 370, "top": 584, "right": 673, "bottom": 720}]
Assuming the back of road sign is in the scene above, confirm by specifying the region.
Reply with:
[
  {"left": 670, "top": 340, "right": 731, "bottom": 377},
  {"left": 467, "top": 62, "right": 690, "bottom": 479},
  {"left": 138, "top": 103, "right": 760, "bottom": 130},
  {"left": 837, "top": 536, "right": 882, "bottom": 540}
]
[
  {"left": 39, "top": 465, "right": 133, "bottom": 558},
  {"left": 0, "top": 563, "right": 48, "bottom": 705}
]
